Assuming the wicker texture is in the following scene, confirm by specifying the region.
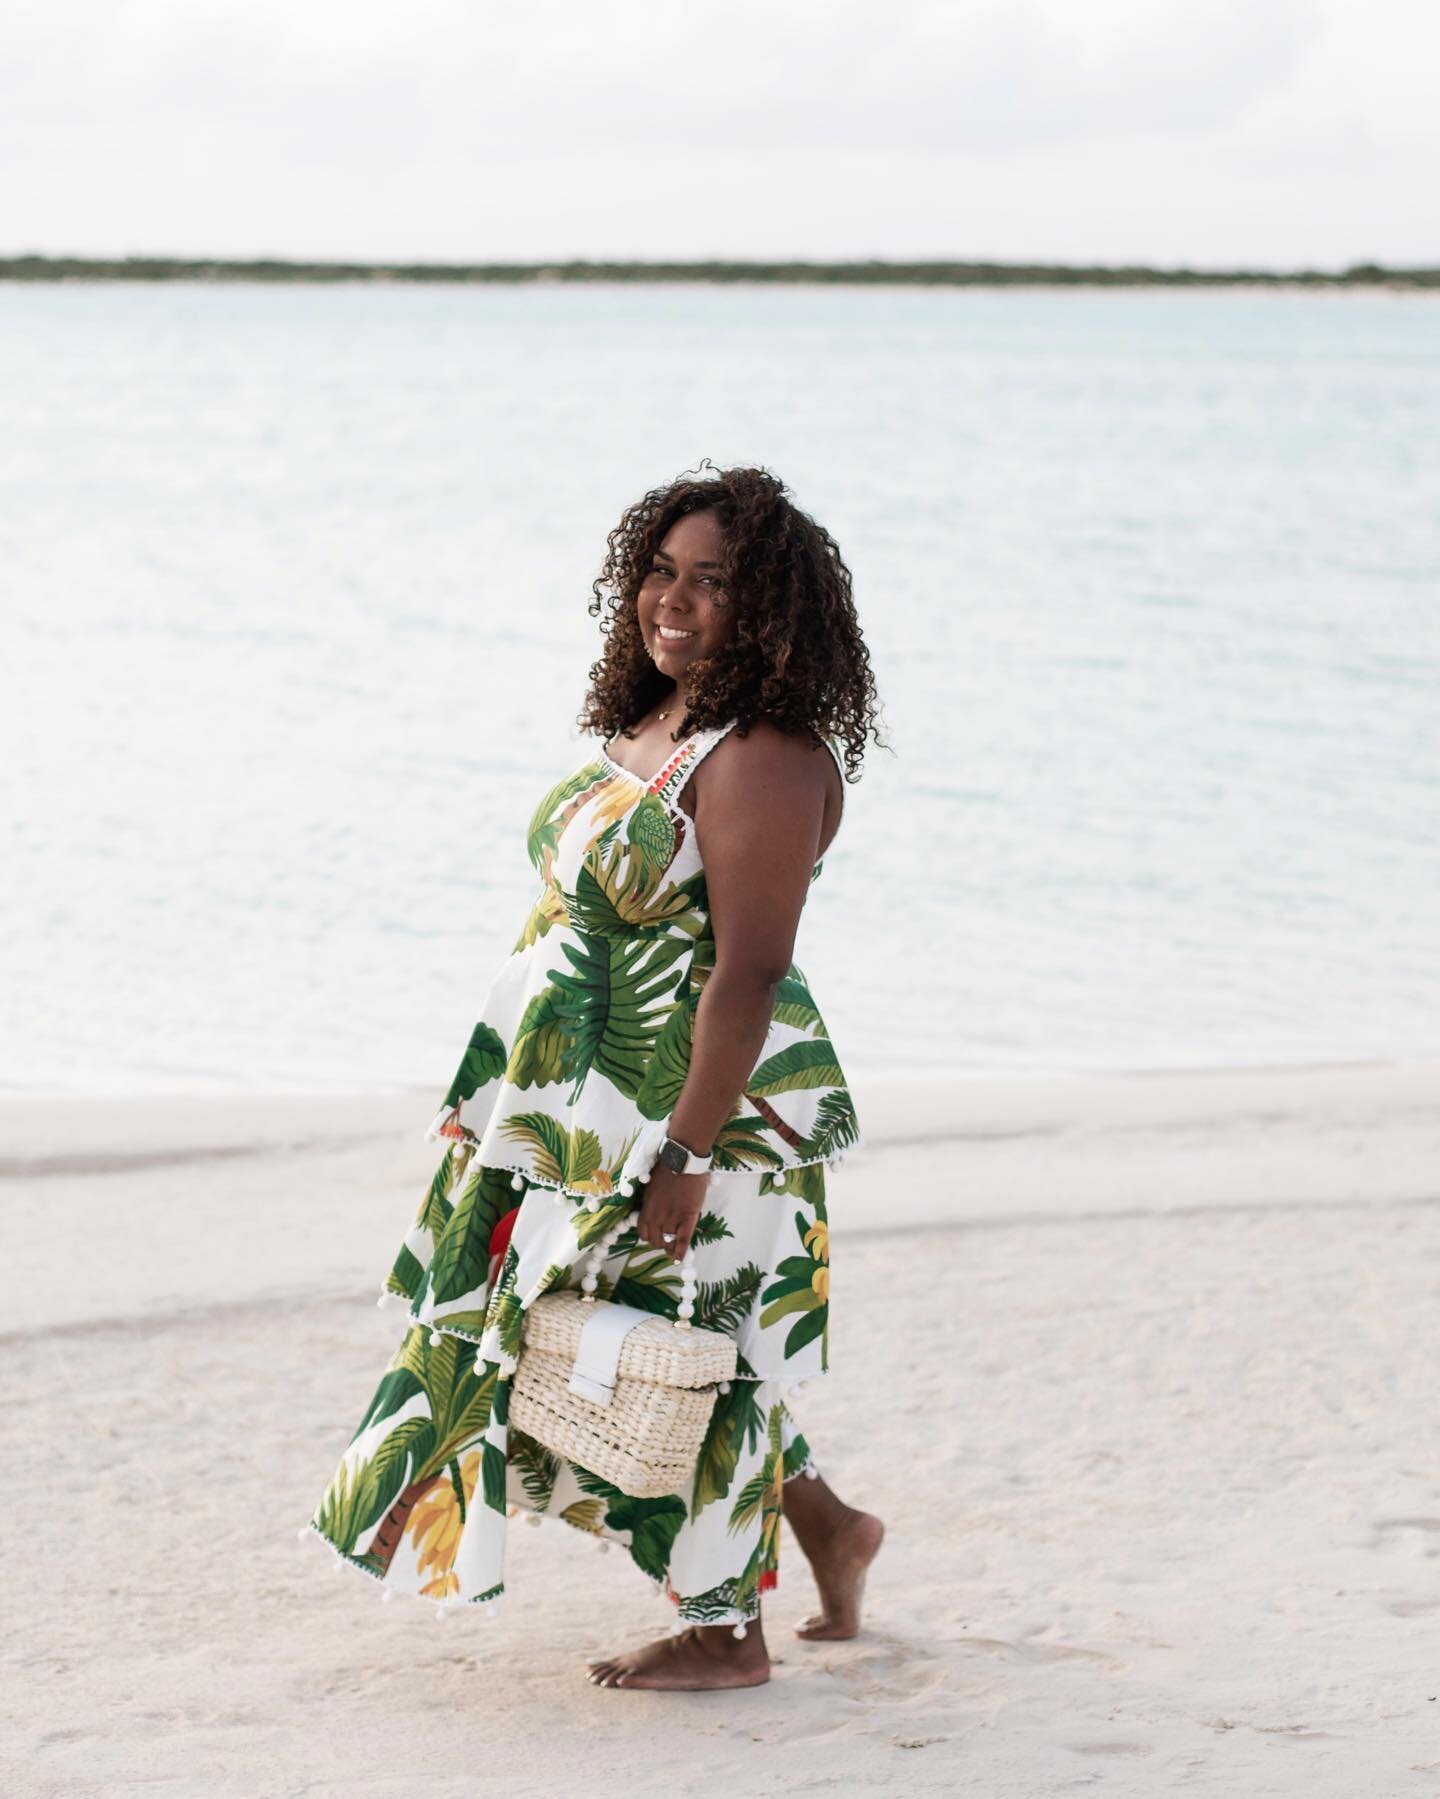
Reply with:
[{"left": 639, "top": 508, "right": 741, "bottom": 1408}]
[{"left": 511, "top": 1294, "right": 738, "bottom": 1499}]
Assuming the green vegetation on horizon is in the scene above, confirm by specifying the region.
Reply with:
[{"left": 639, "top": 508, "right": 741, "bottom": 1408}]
[{"left": 1, "top": 255, "right": 1436, "bottom": 288}]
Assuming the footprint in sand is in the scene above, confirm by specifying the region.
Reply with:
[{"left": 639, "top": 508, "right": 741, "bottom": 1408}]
[
  {"left": 1068, "top": 1741, "right": 1155, "bottom": 1757},
  {"left": 963, "top": 1635, "right": 1126, "bottom": 1671}
]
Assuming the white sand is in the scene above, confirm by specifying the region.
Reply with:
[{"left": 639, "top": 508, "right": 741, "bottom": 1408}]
[{"left": 3, "top": 1063, "right": 1438, "bottom": 1795}]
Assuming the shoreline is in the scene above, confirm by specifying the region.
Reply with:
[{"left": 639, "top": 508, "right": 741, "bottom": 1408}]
[
  {"left": 3, "top": 1058, "right": 1434, "bottom": 1338},
  {"left": 1, "top": 1053, "right": 1433, "bottom": 1161}
]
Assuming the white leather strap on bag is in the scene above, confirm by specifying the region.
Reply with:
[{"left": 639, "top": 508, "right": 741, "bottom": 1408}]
[{"left": 567, "top": 1302, "right": 653, "bottom": 1407}]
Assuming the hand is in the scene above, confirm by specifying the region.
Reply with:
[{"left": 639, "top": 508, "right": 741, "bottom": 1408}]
[{"left": 635, "top": 1163, "right": 709, "bottom": 1263}]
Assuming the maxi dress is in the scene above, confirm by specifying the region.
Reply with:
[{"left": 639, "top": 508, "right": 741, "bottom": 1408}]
[{"left": 303, "top": 718, "right": 863, "bottom": 1630}]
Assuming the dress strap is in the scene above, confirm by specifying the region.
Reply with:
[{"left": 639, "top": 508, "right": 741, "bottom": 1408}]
[{"left": 649, "top": 719, "right": 740, "bottom": 812}]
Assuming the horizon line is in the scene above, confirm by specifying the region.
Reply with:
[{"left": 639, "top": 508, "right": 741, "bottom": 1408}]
[{"left": 1, "top": 253, "right": 1437, "bottom": 289}]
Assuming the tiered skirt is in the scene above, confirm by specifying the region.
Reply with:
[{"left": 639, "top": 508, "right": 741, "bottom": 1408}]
[{"left": 303, "top": 1143, "right": 832, "bottom": 1628}]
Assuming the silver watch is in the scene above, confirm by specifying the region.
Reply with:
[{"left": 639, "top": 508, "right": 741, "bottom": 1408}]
[{"left": 656, "top": 1133, "right": 713, "bottom": 1175}]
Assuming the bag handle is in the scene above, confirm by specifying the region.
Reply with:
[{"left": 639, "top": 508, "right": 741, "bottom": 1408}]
[{"left": 579, "top": 1220, "right": 699, "bottom": 1333}]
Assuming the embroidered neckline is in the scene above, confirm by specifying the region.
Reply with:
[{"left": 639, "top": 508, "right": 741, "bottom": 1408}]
[{"left": 598, "top": 731, "right": 704, "bottom": 792}]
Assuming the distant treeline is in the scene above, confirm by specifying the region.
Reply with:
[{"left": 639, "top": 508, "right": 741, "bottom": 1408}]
[{"left": 1, "top": 255, "right": 1436, "bottom": 288}]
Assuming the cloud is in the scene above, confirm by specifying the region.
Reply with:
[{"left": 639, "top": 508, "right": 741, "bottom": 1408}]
[
  {"left": 0, "top": 0, "right": 1322, "bottom": 160},
  {"left": 0, "top": 0, "right": 1432, "bottom": 263}
]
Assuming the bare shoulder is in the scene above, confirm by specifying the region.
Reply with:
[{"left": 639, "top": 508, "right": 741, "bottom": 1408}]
[
  {"left": 683, "top": 718, "right": 832, "bottom": 824},
  {"left": 710, "top": 718, "right": 831, "bottom": 779}
]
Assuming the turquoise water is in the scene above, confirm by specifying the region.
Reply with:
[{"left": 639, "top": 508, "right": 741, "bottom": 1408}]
[{"left": 3, "top": 283, "right": 1438, "bottom": 1094}]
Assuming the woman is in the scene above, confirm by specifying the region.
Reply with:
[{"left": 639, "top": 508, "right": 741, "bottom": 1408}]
[{"left": 303, "top": 461, "right": 884, "bottom": 1691}]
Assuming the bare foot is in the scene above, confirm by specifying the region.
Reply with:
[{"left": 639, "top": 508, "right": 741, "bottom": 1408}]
[
  {"left": 586, "top": 1623, "right": 770, "bottom": 1691},
  {"left": 784, "top": 1478, "right": 884, "bottom": 1641}
]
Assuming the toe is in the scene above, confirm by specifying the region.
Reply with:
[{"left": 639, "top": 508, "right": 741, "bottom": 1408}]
[{"left": 796, "top": 1620, "right": 855, "bottom": 1641}]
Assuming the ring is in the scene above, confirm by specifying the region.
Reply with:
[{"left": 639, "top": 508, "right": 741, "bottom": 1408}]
[{"left": 661, "top": 1232, "right": 676, "bottom": 1243}]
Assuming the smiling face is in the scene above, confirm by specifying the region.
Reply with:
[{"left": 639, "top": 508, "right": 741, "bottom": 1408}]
[{"left": 637, "top": 508, "right": 733, "bottom": 692}]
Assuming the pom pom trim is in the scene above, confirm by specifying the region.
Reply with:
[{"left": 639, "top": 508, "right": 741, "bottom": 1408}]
[
  {"left": 423, "top": 1108, "right": 864, "bottom": 1201},
  {"left": 298, "top": 1521, "right": 506, "bottom": 1613}
]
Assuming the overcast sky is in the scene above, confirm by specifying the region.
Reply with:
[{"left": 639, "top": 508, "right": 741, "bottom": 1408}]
[{"left": 2, "top": 0, "right": 1434, "bottom": 267}]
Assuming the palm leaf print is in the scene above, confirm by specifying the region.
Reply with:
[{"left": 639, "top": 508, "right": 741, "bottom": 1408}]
[
  {"left": 574, "top": 1195, "right": 635, "bottom": 1248},
  {"left": 748, "top": 1038, "right": 846, "bottom": 1096},
  {"left": 316, "top": 1335, "right": 499, "bottom": 1574},
  {"left": 727, "top": 1472, "right": 768, "bottom": 1534},
  {"left": 800, "top": 1088, "right": 860, "bottom": 1159},
  {"left": 314, "top": 1457, "right": 390, "bottom": 1554},
  {"left": 503, "top": 987, "right": 575, "bottom": 1089},
  {"left": 384, "top": 1242, "right": 426, "bottom": 1304},
  {"left": 693, "top": 1262, "right": 764, "bottom": 1334},
  {"left": 611, "top": 1247, "right": 683, "bottom": 1317},
  {"left": 567, "top": 843, "right": 704, "bottom": 940},
  {"left": 313, "top": 1459, "right": 372, "bottom": 1546},
  {"left": 598, "top": 1493, "right": 687, "bottom": 1582},
  {"left": 560, "top": 1498, "right": 605, "bottom": 1534},
  {"left": 782, "top": 1431, "right": 813, "bottom": 1480},
  {"left": 674, "top": 1577, "right": 749, "bottom": 1622},
  {"left": 729, "top": 1408, "right": 786, "bottom": 1608},
  {"left": 547, "top": 919, "right": 691, "bottom": 1104},
  {"left": 769, "top": 972, "right": 825, "bottom": 1036},
  {"left": 350, "top": 1364, "right": 424, "bottom": 1442},
  {"left": 442, "top": 1022, "right": 508, "bottom": 1109},
  {"left": 509, "top": 1430, "right": 560, "bottom": 1511},
  {"left": 709, "top": 1115, "right": 786, "bottom": 1172},
  {"left": 691, "top": 1378, "right": 764, "bottom": 1520},
  {"left": 761, "top": 1161, "right": 827, "bottom": 1204},
  {"left": 526, "top": 763, "right": 607, "bottom": 874},
  {"left": 497, "top": 1112, "right": 603, "bottom": 1190},
  {"left": 413, "top": 1146, "right": 459, "bottom": 1240},
  {"left": 634, "top": 986, "right": 695, "bottom": 1120},
  {"left": 759, "top": 1210, "right": 829, "bottom": 1360},
  {"left": 482, "top": 1437, "right": 507, "bottom": 1514},
  {"left": 483, "top": 1245, "right": 525, "bottom": 1358},
  {"left": 625, "top": 793, "right": 676, "bottom": 881},
  {"left": 568, "top": 1464, "right": 689, "bottom": 1580},
  {"left": 512, "top": 887, "right": 569, "bottom": 953},
  {"left": 426, "top": 1163, "right": 515, "bottom": 1307}
]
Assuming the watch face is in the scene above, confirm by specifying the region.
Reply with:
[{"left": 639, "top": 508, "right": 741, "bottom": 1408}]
[{"left": 658, "top": 1138, "right": 686, "bottom": 1173}]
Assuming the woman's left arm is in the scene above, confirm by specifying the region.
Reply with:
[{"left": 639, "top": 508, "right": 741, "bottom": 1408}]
[{"left": 634, "top": 726, "right": 830, "bottom": 1262}]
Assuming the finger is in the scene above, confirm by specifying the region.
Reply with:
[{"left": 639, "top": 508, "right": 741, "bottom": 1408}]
[{"left": 638, "top": 1209, "right": 672, "bottom": 1253}]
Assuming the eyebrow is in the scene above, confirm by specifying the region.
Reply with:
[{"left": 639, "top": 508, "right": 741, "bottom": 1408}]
[{"left": 653, "top": 550, "right": 722, "bottom": 568}]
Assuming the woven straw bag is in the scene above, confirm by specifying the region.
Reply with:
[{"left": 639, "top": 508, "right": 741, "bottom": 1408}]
[{"left": 510, "top": 1291, "right": 738, "bottom": 1499}]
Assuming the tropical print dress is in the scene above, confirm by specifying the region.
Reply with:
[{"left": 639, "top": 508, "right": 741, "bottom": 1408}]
[{"left": 303, "top": 718, "right": 862, "bottom": 1630}]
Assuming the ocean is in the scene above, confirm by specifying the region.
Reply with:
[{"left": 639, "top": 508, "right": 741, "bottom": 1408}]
[{"left": 4, "top": 280, "right": 1438, "bottom": 1096}]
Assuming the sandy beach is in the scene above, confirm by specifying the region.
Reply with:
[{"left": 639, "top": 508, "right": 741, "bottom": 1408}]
[{"left": 4, "top": 1061, "right": 1438, "bottom": 1796}]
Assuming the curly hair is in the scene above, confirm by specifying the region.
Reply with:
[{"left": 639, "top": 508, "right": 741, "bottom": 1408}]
[{"left": 576, "top": 460, "right": 884, "bottom": 782}]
